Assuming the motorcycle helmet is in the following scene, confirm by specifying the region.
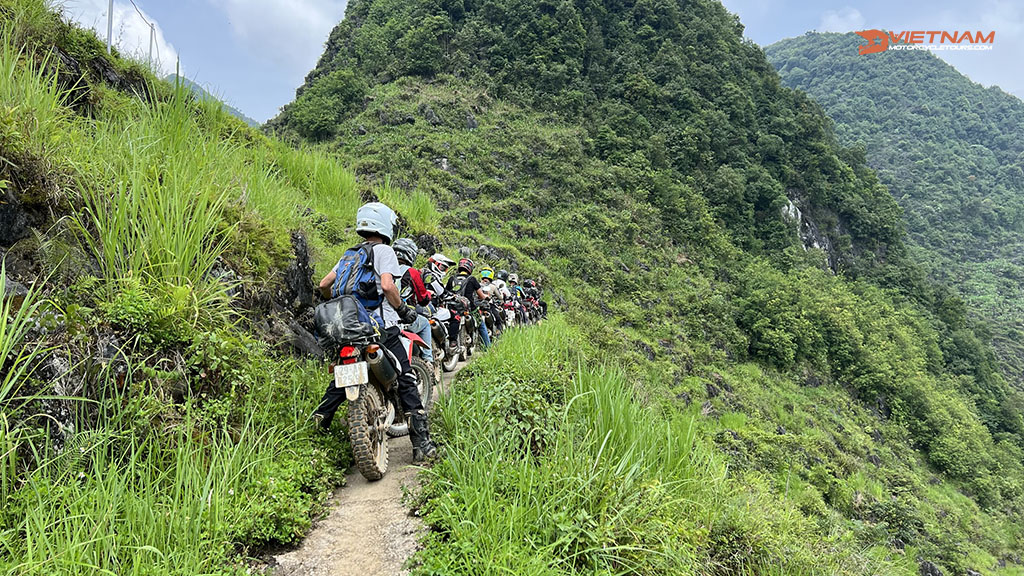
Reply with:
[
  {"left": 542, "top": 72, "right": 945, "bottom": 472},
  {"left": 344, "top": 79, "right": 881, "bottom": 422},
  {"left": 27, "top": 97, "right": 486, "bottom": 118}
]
[
  {"left": 393, "top": 238, "right": 418, "bottom": 265},
  {"left": 480, "top": 267, "right": 494, "bottom": 280},
  {"left": 429, "top": 253, "right": 456, "bottom": 271},
  {"left": 356, "top": 202, "right": 397, "bottom": 244},
  {"left": 458, "top": 258, "right": 475, "bottom": 274},
  {"left": 496, "top": 269, "right": 509, "bottom": 282},
  {"left": 524, "top": 279, "right": 537, "bottom": 288},
  {"left": 508, "top": 273, "right": 519, "bottom": 284}
]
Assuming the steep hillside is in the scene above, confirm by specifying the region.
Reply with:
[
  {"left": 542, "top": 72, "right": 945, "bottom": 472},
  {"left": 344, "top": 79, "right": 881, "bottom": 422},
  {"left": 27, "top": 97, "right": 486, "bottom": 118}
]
[
  {"left": 164, "top": 73, "right": 261, "bottom": 127},
  {"left": 765, "top": 32, "right": 1024, "bottom": 385},
  {"left": 268, "top": 1, "right": 1024, "bottom": 574}
]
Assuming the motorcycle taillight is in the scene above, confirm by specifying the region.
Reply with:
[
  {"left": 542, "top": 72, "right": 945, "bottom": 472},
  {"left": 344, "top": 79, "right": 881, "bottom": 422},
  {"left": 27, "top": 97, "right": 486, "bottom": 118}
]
[{"left": 339, "top": 346, "right": 360, "bottom": 365}]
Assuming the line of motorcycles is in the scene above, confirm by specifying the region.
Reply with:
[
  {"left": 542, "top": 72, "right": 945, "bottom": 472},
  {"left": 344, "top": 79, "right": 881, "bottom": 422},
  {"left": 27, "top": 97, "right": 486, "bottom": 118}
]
[{"left": 327, "top": 292, "right": 545, "bottom": 481}]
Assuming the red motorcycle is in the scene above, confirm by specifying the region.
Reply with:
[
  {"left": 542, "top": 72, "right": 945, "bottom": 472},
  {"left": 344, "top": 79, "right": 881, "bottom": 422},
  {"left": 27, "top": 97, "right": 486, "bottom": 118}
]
[{"left": 330, "top": 329, "right": 435, "bottom": 480}]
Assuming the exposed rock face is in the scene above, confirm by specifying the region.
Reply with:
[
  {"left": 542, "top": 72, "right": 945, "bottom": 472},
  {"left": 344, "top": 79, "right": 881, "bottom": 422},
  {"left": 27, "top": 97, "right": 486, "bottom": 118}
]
[
  {"left": 919, "top": 560, "right": 943, "bottom": 576},
  {"left": 0, "top": 191, "right": 32, "bottom": 247},
  {"left": 783, "top": 194, "right": 841, "bottom": 272},
  {"left": 283, "top": 231, "right": 315, "bottom": 313}
]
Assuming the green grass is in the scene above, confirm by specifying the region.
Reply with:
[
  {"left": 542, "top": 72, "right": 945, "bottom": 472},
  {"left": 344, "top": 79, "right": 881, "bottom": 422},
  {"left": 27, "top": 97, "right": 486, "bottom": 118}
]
[
  {"left": 414, "top": 318, "right": 905, "bottom": 575},
  {"left": 0, "top": 357, "right": 348, "bottom": 576}
]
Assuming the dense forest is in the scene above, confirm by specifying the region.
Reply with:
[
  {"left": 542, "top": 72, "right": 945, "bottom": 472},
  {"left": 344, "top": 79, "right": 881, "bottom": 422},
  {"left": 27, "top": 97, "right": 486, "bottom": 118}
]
[
  {"left": 2, "top": 0, "right": 1024, "bottom": 574},
  {"left": 766, "top": 32, "right": 1024, "bottom": 386}
]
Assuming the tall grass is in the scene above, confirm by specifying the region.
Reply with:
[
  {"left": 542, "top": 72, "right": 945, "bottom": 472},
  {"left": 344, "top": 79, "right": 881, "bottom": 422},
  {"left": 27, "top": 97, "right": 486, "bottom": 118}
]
[
  {"left": 75, "top": 84, "right": 231, "bottom": 289},
  {"left": 1, "top": 263, "right": 48, "bottom": 505},
  {"left": 378, "top": 176, "right": 440, "bottom": 233},
  {"left": 1, "top": 357, "right": 345, "bottom": 576},
  {"left": 415, "top": 318, "right": 899, "bottom": 575},
  {"left": 270, "top": 141, "right": 360, "bottom": 226},
  {"left": 0, "top": 19, "right": 72, "bottom": 168}
]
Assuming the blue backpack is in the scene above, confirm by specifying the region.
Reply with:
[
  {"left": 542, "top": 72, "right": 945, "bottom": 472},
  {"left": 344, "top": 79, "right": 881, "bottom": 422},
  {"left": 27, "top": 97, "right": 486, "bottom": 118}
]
[{"left": 331, "top": 242, "right": 383, "bottom": 311}]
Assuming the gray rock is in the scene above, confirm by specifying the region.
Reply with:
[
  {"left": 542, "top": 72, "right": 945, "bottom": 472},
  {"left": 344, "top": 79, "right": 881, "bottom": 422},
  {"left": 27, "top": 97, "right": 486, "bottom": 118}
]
[
  {"left": 3, "top": 279, "right": 28, "bottom": 309},
  {"left": 0, "top": 191, "right": 31, "bottom": 247},
  {"left": 287, "top": 321, "right": 323, "bottom": 358},
  {"left": 423, "top": 106, "right": 441, "bottom": 126},
  {"left": 919, "top": 560, "right": 943, "bottom": 576},
  {"left": 465, "top": 113, "right": 478, "bottom": 130},
  {"left": 283, "top": 231, "right": 315, "bottom": 313}
]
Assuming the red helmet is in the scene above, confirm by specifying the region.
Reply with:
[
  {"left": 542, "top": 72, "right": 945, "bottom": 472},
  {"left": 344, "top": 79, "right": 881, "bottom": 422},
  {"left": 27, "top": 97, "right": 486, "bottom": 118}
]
[{"left": 458, "top": 258, "right": 475, "bottom": 274}]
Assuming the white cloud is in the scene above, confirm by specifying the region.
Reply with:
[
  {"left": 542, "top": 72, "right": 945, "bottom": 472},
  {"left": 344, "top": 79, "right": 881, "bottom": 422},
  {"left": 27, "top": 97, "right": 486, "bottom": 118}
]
[
  {"left": 208, "top": 0, "right": 347, "bottom": 73},
  {"left": 60, "top": 0, "right": 179, "bottom": 76},
  {"left": 819, "top": 7, "right": 865, "bottom": 33}
]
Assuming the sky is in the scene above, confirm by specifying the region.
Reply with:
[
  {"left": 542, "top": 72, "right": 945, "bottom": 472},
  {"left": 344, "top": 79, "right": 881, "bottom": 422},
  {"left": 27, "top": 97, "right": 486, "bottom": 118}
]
[
  {"left": 61, "top": 0, "right": 1024, "bottom": 123},
  {"left": 61, "top": 0, "right": 348, "bottom": 122}
]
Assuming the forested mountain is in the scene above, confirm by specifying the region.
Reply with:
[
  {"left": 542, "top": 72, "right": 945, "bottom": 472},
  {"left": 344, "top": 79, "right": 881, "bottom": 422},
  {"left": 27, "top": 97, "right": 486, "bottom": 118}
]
[
  {"left": 263, "top": 1, "right": 1024, "bottom": 573},
  {"left": 163, "top": 73, "right": 260, "bottom": 126},
  {"left": 766, "top": 32, "right": 1024, "bottom": 385},
  {"left": 4, "top": 0, "right": 1024, "bottom": 574}
]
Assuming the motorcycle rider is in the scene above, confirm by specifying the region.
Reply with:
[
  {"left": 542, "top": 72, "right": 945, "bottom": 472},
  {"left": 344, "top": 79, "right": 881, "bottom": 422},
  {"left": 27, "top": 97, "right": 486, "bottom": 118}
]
[
  {"left": 423, "top": 253, "right": 455, "bottom": 302},
  {"left": 393, "top": 238, "right": 434, "bottom": 367},
  {"left": 447, "top": 258, "right": 491, "bottom": 350},
  {"left": 479, "top": 267, "right": 505, "bottom": 336},
  {"left": 524, "top": 279, "right": 547, "bottom": 319},
  {"left": 311, "top": 202, "right": 437, "bottom": 462},
  {"left": 508, "top": 273, "right": 527, "bottom": 325}
]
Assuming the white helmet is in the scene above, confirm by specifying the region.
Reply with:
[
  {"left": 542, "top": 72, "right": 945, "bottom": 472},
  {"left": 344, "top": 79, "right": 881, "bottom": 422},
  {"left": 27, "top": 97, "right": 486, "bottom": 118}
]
[
  {"left": 429, "top": 253, "right": 456, "bottom": 269},
  {"left": 356, "top": 202, "right": 397, "bottom": 244},
  {"left": 508, "top": 273, "right": 519, "bottom": 284}
]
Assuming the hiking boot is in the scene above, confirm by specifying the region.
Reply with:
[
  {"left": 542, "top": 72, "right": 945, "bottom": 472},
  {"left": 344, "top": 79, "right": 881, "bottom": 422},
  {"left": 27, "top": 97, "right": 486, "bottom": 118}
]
[{"left": 407, "top": 410, "right": 438, "bottom": 462}]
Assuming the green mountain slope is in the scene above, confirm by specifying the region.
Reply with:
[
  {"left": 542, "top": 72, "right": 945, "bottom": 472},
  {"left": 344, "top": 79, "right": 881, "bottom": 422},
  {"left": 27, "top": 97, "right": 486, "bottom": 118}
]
[
  {"left": 765, "top": 32, "right": 1024, "bottom": 386},
  {"left": 2, "top": 1, "right": 1024, "bottom": 575},
  {"left": 164, "top": 73, "right": 260, "bottom": 126},
  {"left": 265, "top": 1, "right": 1024, "bottom": 574}
]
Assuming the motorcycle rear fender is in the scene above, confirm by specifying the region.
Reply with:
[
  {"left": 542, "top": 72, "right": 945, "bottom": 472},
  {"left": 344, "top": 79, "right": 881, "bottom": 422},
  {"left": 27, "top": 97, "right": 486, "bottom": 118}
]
[{"left": 344, "top": 385, "right": 360, "bottom": 401}]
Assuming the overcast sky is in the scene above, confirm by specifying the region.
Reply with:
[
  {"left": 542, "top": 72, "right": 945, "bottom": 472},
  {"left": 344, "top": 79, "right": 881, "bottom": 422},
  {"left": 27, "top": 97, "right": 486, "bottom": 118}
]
[{"left": 62, "top": 0, "right": 1024, "bottom": 123}]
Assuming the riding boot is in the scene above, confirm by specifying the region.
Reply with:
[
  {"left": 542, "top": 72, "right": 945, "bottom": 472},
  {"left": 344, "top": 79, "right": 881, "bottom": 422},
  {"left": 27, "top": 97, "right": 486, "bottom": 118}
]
[{"left": 407, "top": 410, "right": 438, "bottom": 462}]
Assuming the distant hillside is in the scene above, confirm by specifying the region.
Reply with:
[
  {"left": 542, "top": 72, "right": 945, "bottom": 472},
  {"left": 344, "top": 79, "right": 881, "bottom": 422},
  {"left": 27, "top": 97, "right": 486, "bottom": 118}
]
[
  {"left": 164, "top": 74, "right": 259, "bottom": 127},
  {"left": 766, "top": 32, "right": 1024, "bottom": 386}
]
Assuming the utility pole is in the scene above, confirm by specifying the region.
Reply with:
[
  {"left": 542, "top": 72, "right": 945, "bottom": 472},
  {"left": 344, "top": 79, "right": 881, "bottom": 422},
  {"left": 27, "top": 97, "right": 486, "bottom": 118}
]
[
  {"left": 148, "top": 23, "right": 154, "bottom": 68},
  {"left": 106, "top": 0, "right": 113, "bottom": 54}
]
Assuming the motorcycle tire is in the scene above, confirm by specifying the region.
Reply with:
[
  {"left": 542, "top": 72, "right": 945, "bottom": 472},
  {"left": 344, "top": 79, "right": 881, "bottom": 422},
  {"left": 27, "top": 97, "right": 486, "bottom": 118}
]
[
  {"left": 461, "top": 325, "right": 475, "bottom": 360},
  {"left": 442, "top": 342, "right": 460, "bottom": 372},
  {"left": 347, "top": 383, "right": 389, "bottom": 481},
  {"left": 385, "top": 400, "right": 407, "bottom": 438},
  {"left": 411, "top": 356, "right": 435, "bottom": 408}
]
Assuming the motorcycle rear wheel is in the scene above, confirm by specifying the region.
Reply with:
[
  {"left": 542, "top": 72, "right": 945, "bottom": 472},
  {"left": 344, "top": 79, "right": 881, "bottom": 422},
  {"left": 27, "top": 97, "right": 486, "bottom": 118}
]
[
  {"left": 442, "top": 341, "right": 460, "bottom": 372},
  {"left": 348, "top": 384, "right": 389, "bottom": 481}
]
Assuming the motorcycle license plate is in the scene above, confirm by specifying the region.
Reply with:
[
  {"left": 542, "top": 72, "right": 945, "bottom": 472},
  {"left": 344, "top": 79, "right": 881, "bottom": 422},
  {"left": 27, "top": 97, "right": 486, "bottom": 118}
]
[{"left": 334, "top": 362, "right": 369, "bottom": 388}]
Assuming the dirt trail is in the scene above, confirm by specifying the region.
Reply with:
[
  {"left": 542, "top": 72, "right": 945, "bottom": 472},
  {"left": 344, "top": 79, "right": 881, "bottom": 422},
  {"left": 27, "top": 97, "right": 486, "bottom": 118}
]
[{"left": 271, "top": 363, "right": 463, "bottom": 576}]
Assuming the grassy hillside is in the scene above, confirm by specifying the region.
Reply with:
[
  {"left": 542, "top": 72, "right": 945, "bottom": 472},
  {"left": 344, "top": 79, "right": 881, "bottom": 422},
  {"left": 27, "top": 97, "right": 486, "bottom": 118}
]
[
  {"left": 765, "top": 32, "right": 1024, "bottom": 386},
  {"left": 1, "top": 1, "right": 1023, "bottom": 576},
  {"left": 269, "top": 1, "right": 1024, "bottom": 574}
]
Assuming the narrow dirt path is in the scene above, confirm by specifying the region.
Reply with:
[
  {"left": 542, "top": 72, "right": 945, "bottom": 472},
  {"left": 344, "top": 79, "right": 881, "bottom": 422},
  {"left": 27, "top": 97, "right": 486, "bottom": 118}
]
[{"left": 271, "top": 363, "right": 464, "bottom": 576}]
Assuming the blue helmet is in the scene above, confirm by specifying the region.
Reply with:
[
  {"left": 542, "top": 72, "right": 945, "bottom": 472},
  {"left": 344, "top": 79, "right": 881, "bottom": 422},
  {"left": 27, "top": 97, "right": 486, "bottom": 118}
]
[{"left": 356, "top": 202, "right": 397, "bottom": 244}]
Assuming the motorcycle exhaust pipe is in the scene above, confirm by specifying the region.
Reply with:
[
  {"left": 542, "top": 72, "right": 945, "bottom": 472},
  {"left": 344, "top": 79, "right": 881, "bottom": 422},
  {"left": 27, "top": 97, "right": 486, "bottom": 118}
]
[{"left": 365, "top": 345, "right": 398, "bottom": 390}]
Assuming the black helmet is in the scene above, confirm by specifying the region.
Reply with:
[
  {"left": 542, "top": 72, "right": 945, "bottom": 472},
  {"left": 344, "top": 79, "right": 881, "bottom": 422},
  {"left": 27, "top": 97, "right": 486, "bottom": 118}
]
[
  {"left": 393, "top": 238, "right": 418, "bottom": 264},
  {"left": 496, "top": 269, "right": 509, "bottom": 282},
  {"left": 524, "top": 279, "right": 537, "bottom": 289},
  {"left": 458, "top": 258, "right": 475, "bottom": 274}
]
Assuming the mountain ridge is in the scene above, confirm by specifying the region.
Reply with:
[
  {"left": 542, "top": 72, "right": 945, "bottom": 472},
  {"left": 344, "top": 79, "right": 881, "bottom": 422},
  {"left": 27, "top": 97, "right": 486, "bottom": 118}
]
[{"left": 766, "top": 31, "right": 1024, "bottom": 386}]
